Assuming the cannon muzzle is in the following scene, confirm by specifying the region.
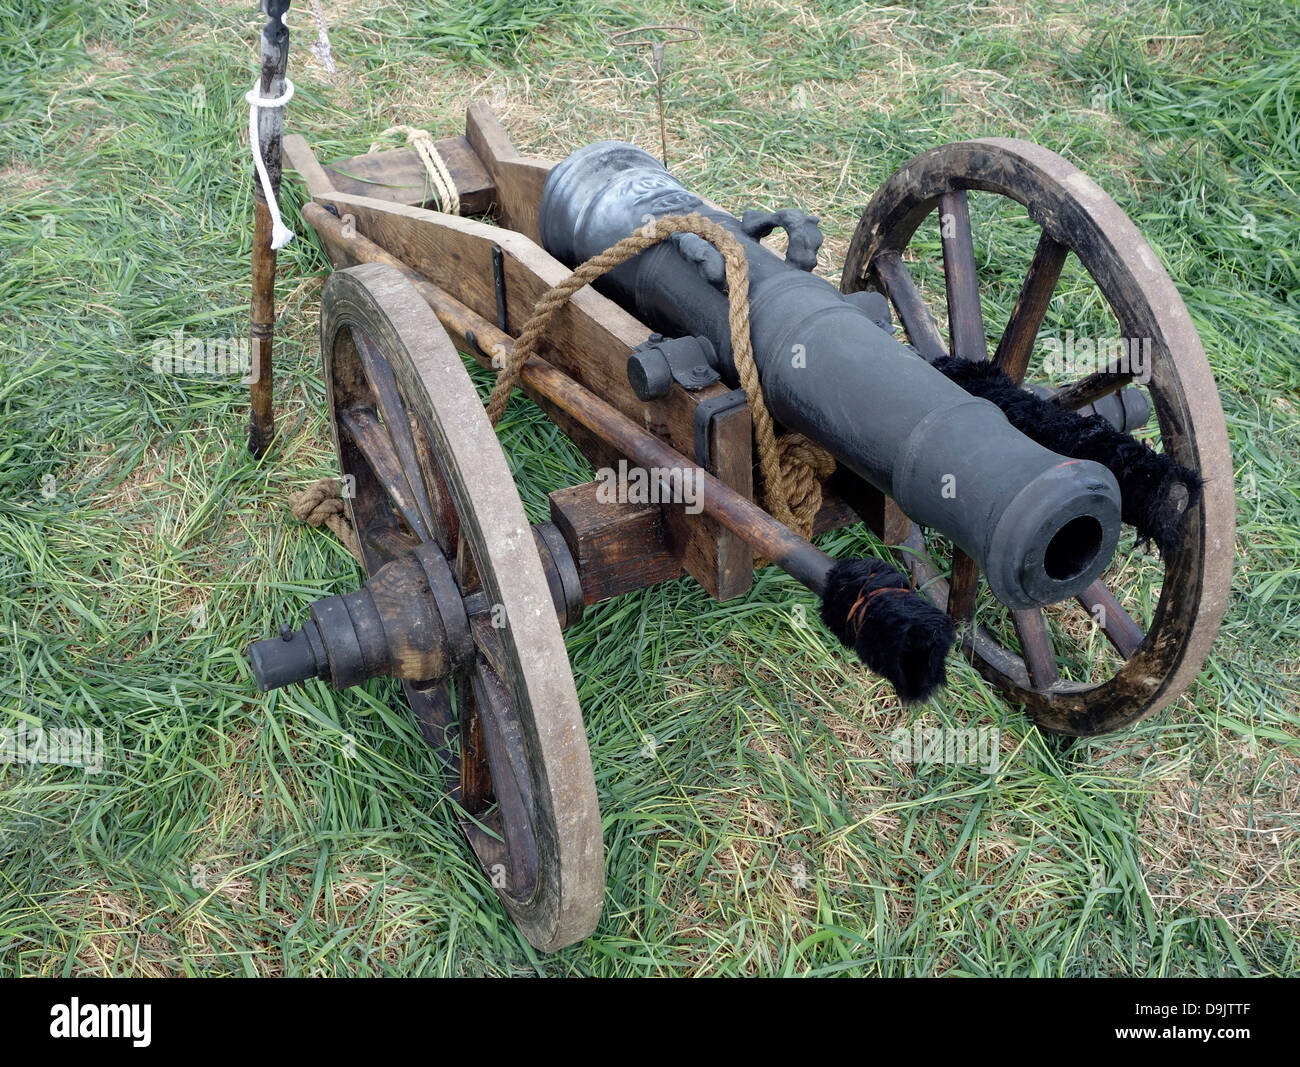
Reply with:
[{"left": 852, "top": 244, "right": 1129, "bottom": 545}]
[{"left": 539, "top": 142, "right": 1122, "bottom": 609}]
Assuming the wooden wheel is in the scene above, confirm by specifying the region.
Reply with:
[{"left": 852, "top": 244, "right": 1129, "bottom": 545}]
[
  {"left": 842, "top": 139, "right": 1233, "bottom": 736},
  {"left": 320, "top": 262, "right": 603, "bottom": 950}
]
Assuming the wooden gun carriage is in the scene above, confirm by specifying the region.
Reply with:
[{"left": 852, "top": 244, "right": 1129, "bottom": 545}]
[{"left": 246, "top": 103, "right": 1233, "bottom": 950}]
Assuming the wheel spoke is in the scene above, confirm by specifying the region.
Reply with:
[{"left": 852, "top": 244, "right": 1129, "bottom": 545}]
[
  {"left": 939, "top": 190, "right": 988, "bottom": 361},
  {"left": 454, "top": 533, "right": 480, "bottom": 594},
  {"left": 947, "top": 549, "right": 979, "bottom": 630},
  {"left": 410, "top": 416, "right": 460, "bottom": 559},
  {"left": 353, "top": 330, "right": 438, "bottom": 537},
  {"left": 404, "top": 677, "right": 457, "bottom": 776},
  {"left": 994, "top": 231, "right": 1069, "bottom": 385},
  {"left": 337, "top": 407, "right": 433, "bottom": 542},
  {"left": 873, "top": 250, "right": 948, "bottom": 361},
  {"left": 1011, "top": 608, "right": 1059, "bottom": 688},
  {"left": 472, "top": 656, "right": 539, "bottom": 895},
  {"left": 457, "top": 673, "right": 493, "bottom": 815},
  {"left": 1050, "top": 370, "right": 1134, "bottom": 411},
  {"left": 1076, "top": 580, "right": 1145, "bottom": 659}
]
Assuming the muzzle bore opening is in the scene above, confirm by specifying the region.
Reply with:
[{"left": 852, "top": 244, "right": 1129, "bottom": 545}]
[{"left": 1043, "top": 514, "right": 1105, "bottom": 584}]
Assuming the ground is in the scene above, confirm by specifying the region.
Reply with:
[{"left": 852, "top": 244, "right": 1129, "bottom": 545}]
[{"left": 0, "top": 0, "right": 1296, "bottom": 976}]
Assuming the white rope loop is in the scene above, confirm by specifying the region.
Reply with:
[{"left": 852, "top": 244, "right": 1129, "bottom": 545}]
[{"left": 246, "top": 77, "right": 296, "bottom": 250}]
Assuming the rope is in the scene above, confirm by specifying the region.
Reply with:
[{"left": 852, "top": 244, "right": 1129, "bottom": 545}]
[
  {"left": 370, "top": 125, "right": 461, "bottom": 216},
  {"left": 307, "top": 0, "right": 336, "bottom": 74},
  {"left": 487, "top": 212, "right": 835, "bottom": 537},
  {"left": 245, "top": 77, "right": 296, "bottom": 250},
  {"left": 288, "top": 478, "right": 363, "bottom": 564}
]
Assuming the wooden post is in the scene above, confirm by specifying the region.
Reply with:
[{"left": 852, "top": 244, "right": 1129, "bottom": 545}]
[{"left": 248, "top": 1, "right": 291, "bottom": 458}]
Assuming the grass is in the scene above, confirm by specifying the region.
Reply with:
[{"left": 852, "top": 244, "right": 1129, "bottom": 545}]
[{"left": 0, "top": 0, "right": 1296, "bottom": 976}]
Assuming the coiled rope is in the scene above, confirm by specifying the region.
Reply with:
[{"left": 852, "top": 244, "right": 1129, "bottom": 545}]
[{"left": 288, "top": 478, "right": 362, "bottom": 564}]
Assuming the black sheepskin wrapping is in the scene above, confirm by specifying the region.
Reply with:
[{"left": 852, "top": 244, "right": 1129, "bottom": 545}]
[
  {"left": 933, "top": 356, "right": 1202, "bottom": 557},
  {"left": 819, "top": 558, "right": 956, "bottom": 704}
]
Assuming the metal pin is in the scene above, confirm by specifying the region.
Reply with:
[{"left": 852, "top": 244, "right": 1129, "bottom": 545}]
[{"left": 609, "top": 25, "right": 700, "bottom": 168}]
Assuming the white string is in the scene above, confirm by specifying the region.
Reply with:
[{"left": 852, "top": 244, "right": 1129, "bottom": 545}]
[{"left": 246, "top": 77, "right": 296, "bottom": 250}]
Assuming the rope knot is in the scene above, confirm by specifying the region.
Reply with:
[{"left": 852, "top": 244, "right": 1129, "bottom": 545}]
[
  {"left": 288, "top": 478, "right": 362, "bottom": 563},
  {"left": 774, "top": 433, "right": 837, "bottom": 536}
]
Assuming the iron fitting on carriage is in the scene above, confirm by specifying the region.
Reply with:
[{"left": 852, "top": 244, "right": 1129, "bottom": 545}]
[{"left": 538, "top": 141, "right": 1122, "bottom": 610}]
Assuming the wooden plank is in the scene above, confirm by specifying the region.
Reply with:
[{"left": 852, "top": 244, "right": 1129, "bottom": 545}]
[
  {"left": 820, "top": 468, "right": 912, "bottom": 545},
  {"left": 549, "top": 482, "right": 683, "bottom": 604},
  {"left": 464, "top": 102, "right": 556, "bottom": 243},
  {"left": 664, "top": 401, "right": 753, "bottom": 599},
  {"left": 283, "top": 133, "right": 337, "bottom": 198},
  {"left": 322, "top": 136, "right": 494, "bottom": 215},
  {"left": 312, "top": 211, "right": 622, "bottom": 482}
]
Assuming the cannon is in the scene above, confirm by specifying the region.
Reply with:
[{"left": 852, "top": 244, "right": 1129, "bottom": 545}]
[
  {"left": 539, "top": 141, "right": 1128, "bottom": 611},
  {"left": 246, "top": 104, "right": 1233, "bottom": 951}
]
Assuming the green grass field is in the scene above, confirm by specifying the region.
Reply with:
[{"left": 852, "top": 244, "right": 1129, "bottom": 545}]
[{"left": 1, "top": 0, "right": 1297, "bottom": 976}]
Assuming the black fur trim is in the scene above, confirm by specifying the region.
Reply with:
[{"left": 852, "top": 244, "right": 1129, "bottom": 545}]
[
  {"left": 819, "top": 558, "right": 956, "bottom": 704},
  {"left": 933, "top": 356, "right": 1202, "bottom": 557}
]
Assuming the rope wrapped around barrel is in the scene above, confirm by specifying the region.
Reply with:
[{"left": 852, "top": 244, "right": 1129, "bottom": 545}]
[{"left": 485, "top": 213, "right": 837, "bottom": 539}]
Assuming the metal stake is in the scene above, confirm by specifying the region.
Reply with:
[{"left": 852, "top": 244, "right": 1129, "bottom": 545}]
[
  {"left": 248, "top": 0, "right": 292, "bottom": 458},
  {"left": 609, "top": 26, "right": 699, "bottom": 168}
]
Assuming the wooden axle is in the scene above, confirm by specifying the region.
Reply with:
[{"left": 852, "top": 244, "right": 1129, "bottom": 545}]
[
  {"left": 249, "top": 542, "right": 466, "bottom": 691},
  {"left": 251, "top": 521, "right": 582, "bottom": 692}
]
